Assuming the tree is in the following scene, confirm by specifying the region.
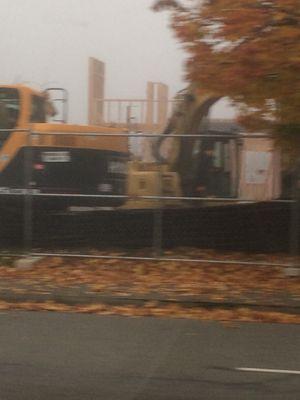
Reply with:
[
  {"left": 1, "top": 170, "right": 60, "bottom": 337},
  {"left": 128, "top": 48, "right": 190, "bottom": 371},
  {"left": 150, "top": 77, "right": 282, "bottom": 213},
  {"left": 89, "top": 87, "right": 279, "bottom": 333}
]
[{"left": 153, "top": 0, "right": 300, "bottom": 157}]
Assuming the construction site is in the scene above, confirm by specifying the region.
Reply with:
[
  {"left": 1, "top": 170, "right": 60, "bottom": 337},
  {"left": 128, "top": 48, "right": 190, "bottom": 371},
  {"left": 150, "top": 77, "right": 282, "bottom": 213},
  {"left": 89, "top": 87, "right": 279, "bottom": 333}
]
[
  {"left": 1, "top": 4, "right": 299, "bottom": 399},
  {"left": 0, "top": 57, "right": 298, "bottom": 260}
]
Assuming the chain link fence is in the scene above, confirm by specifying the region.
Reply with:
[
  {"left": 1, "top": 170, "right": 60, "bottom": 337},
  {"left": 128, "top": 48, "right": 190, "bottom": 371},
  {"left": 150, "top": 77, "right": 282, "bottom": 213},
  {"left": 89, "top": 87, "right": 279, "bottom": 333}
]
[{"left": 0, "top": 129, "right": 299, "bottom": 271}]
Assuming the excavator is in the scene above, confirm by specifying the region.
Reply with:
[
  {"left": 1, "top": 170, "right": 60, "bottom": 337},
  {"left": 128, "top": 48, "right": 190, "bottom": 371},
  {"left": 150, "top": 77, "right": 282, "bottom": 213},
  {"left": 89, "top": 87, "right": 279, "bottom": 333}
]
[
  {"left": 125, "top": 85, "right": 237, "bottom": 208},
  {"left": 127, "top": 84, "right": 284, "bottom": 206},
  {"left": 0, "top": 84, "right": 128, "bottom": 209}
]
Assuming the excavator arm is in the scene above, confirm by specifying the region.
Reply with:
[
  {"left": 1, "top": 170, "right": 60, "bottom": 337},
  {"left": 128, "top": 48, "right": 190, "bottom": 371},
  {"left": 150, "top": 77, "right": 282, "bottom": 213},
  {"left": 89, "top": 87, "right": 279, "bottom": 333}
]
[{"left": 154, "top": 85, "right": 220, "bottom": 195}]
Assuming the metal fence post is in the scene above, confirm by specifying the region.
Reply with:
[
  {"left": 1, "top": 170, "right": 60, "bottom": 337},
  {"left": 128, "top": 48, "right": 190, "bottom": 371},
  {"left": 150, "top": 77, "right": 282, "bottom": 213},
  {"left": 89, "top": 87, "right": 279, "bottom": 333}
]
[
  {"left": 153, "top": 206, "right": 163, "bottom": 258},
  {"left": 153, "top": 166, "right": 163, "bottom": 258},
  {"left": 23, "top": 130, "right": 33, "bottom": 254},
  {"left": 287, "top": 161, "right": 300, "bottom": 276}
]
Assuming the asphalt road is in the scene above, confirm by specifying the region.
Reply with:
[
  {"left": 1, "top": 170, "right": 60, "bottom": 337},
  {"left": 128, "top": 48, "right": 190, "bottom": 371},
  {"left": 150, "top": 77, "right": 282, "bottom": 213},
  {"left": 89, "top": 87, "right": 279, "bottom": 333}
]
[{"left": 0, "top": 312, "right": 299, "bottom": 400}]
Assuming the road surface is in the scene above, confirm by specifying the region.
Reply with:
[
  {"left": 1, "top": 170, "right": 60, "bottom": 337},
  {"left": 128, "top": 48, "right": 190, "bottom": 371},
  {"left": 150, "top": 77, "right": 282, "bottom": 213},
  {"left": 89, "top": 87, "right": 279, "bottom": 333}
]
[{"left": 0, "top": 311, "right": 299, "bottom": 399}]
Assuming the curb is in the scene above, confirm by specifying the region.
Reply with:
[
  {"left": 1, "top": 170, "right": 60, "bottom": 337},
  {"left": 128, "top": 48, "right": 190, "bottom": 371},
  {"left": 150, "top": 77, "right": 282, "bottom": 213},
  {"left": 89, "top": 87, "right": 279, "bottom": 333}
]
[{"left": 0, "top": 291, "right": 299, "bottom": 315}]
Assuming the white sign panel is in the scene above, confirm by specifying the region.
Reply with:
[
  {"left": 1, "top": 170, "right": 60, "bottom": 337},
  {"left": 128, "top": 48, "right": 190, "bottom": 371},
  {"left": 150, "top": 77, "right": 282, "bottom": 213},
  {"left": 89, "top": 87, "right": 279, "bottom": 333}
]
[
  {"left": 41, "top": 151, "right": 71, "bottom": 163},
  {"left": 245, "top": 151, "right": 271, "bottom": 184}
]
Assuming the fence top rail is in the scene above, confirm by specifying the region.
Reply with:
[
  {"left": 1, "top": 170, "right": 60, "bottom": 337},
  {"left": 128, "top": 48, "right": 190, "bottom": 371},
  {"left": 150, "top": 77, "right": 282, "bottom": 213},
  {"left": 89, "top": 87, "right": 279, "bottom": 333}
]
[
  {"left": 101, "top": 98, "right": 179, "bottom": 103},
  {"left": 30, "top": 131, "right": 271, "bottom": 139},
  {"left": 0, "top": 252, "right": 294, "bottom": 268},
  {"left": 0, "top": 191, "right": 294, "bottom": 203},
  {"left": 28, "top": 252, "right": 297, "bottom": 269},
  {"left": 0, "top": 128, "right": 272, "bottom": 139}
]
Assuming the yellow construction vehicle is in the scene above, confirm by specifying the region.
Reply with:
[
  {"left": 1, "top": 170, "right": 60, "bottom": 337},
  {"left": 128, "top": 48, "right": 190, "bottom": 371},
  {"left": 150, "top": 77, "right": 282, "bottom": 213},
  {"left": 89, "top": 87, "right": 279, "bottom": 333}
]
[
  {"left": 125, "top": 85, "right": 224, "bottom": 207},
  {"left": 0, "top": 84, "right": 128, "bottom": 208}
]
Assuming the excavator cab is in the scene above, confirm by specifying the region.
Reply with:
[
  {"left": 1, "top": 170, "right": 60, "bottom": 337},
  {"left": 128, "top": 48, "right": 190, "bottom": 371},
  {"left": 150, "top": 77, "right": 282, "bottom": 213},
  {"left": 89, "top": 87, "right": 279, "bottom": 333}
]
[
  {"left": 0, "top": 87, "right": 21, "bottom": 149},
  {"left": 29, "top": 89, "right": 59, "bottom": 124},
  {"left": 0, "top": 88, "right": 20, "bottom": 130},
  {"left": 0, "top": 85, "right": 60, "bottom": 130},
  {"left": 0, "top": 84, "right": 129, "bottom": 208}
]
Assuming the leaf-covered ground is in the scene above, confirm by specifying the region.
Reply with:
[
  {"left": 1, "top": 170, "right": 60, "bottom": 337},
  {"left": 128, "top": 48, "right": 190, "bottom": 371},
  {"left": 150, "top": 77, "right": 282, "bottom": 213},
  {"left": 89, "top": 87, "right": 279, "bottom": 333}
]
[
  {"left": 0, "top": 301, "right": 299, "bottom": 324},
  {"left": 0, "top": 248, "right": 299, "bottom": 323}
]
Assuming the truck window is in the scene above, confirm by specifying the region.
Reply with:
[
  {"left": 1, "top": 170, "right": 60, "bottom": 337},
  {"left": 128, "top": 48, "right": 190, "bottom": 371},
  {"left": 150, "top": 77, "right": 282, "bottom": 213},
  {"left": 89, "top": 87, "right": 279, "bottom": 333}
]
[
  {"left": 0, "top": 88, "right": 20, "bottom": 130},
  {"left": 30, "top": 95, "right": 46, "bottom": 123},
  {"left": 0, "top": 88, "right": 20, "bottom": 147}
]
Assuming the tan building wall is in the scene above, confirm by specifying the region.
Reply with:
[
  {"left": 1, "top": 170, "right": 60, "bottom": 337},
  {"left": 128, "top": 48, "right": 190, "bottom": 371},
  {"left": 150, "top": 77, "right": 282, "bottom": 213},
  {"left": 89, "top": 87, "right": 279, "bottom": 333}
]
[
  {"left": 145, "top": 82, "right": 169, "bottom": 131},
  {"left": 157, "top": 83, "right": 169, "bottom": 129},
  {"left": 145, "top": 82, "right": 154, "bottom": 128},
  {"left": 239, "top": 138, "right": 282, "bottom": 201},
  {"left": 88, "top": 57, "right": 105, "bottom": 125}
]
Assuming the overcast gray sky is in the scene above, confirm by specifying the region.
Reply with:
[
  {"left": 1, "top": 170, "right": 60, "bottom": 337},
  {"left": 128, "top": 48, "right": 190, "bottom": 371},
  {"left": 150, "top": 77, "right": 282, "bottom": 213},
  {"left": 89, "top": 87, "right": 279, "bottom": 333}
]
[{"left": 0, "top": 0, "right": 235, "bottom": 123}]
